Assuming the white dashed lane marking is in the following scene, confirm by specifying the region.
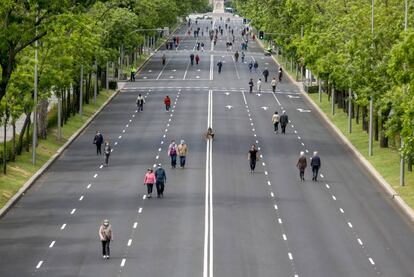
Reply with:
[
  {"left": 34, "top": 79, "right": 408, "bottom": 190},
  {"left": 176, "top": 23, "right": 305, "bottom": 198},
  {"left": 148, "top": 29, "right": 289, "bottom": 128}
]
[
  {"left": 70, "top": 209, "right": 76, "bottom": 215},
  {"left": 60, "top": 224, "right": 66, "bottom": 230},
  {"left": 49, "top": 241, "right": 56, "bottom": 248},
  {"left": 133, "top": 222, "right": 138, "bottom": 229},
  {"left": 127, "top": 239, "right": 132, "bottom": 246},
  {"left": 79, "top": 195, "right": 84, "bottom": 201},
  {"left": 121, "top": 258, "right": 126, "bottom": 267},
  {"left": 138, "top": 208, "right": 143, "bottom": 214},
  {"left": 93, "top": 174, "right": 98, "bottom": 178},
  {"left": 87, "top": 184, "right": 91, "bottom": 189},
  {"left": 36, "top": 261, "right": 43, "bottom": 269}
]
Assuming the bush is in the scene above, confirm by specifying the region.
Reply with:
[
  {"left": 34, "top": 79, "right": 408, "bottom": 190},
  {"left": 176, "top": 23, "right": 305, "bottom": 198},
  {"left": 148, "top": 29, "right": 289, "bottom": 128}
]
[{"left": 109, "top": 80, "right": 117, "bottom": 90}]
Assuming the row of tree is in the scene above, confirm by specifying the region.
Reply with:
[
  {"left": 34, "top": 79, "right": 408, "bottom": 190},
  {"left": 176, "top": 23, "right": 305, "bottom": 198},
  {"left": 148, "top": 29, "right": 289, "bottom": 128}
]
[
  {"left": 235, "top": 0, "right": 414, "bottom": 169},
  {"left": 0, "top": 0, "right": 209, "bottom": 172}
]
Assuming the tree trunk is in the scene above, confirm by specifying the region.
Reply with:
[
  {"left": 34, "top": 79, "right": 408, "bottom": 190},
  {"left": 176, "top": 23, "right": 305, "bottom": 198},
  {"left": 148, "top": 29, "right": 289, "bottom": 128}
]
[
  {"left": 374, "top": 113, "right": 379, "bottom": 141},
  {"left": 37, "top": 98, "right": 49, "bottom": 139},
  {"left": 11, "top": 121, "right": 15, "bottom": 161},
  {"left": 17, "top": 113, "right": 30, "bottom": 155},
  {"left": 25, "top": 116, "right": 31, "bottom": 152},
  {"left": 356, "top": 105, "right": 360, "bottom": 124},
  {"left": 362, "top": 106, "right": 368, "bottom": 132},
  {"left": 3, "top": 116, "right": 7, "bottom": 174},
  {"left": 408, "top": 155, "right": 412, "bottom": 172}
]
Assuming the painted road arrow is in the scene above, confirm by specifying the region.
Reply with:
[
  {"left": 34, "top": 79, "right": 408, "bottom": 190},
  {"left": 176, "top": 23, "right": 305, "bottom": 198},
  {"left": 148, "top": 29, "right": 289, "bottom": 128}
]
[
  {"left": 261, "top": 106, "right": 269, "bottom": 111},
  {"left": 287, "top": 95, "right": 300, "bottom": 99},
  {"left": 297, "top": 108, "right": 311, "bottom": 113}
]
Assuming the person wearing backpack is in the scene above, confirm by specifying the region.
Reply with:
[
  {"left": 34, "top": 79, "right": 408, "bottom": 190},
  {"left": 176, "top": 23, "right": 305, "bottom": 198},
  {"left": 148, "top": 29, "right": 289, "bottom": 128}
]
[
  {"left": 155, "top": 164, "right": 167, "bottom": 198},
  {"left": 168, "top": 140, "right": 178, "bottom": 168},
  {"left": 164, "top": 95, "right": 171, "bottom": 112}
]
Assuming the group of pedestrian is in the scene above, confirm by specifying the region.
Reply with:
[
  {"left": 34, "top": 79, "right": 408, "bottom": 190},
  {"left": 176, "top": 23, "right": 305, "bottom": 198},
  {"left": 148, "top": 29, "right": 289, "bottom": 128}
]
[
  {"left": 167, "top": 140, "right": 188, "bottom": 169},
  {"left": 271, "top": 111, "right": 289, "bottom": 134},
  {"left": 296, "top": 151, "right": 321, "bottom": 182},
  {"left": 144, "top": 164, "right": 167, "bottom": 198},
  {"left": 93, "top": 131, "right": 112, "bottom": 166}
]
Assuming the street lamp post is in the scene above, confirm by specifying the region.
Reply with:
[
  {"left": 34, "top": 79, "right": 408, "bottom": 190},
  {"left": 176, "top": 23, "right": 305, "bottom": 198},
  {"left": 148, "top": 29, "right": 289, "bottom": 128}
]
[
  {"left": 32, "top": 12, "right": 39, "bottom": 165},
  {"left": 401, "top": 0, "right": 408, "bottom": 186}
]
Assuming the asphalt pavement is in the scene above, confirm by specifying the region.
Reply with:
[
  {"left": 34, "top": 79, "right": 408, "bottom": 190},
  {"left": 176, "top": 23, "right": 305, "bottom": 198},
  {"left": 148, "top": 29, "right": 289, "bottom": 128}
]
[{"left": 0, "top": 15, "right": 414, "bottom": 277}]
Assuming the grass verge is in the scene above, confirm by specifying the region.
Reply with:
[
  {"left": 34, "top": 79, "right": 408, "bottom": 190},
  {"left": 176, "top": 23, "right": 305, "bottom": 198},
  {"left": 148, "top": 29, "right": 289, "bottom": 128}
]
[
  {"left": 308, "top": 92, "right": 414, "bottom": 209},
  {"left": 0, "top": 89, "right": 114, "bottom": 208}
]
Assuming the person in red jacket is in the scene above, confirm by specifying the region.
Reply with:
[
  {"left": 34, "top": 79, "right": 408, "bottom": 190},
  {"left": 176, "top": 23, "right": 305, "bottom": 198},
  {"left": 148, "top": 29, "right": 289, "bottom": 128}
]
[
  {"left": 195, "top": 54, "right": 200, "bottom": 65},
  {"left": 164, "top": 95, "right": 171, "bottom": 112}
]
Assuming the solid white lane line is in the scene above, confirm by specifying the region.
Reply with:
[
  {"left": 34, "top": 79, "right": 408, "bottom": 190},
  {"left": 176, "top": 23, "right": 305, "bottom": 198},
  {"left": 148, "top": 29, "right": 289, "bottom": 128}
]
[
  {"left": 120, "top": 258, "right": 126, "bottom": 267},
  {"left": 70, "top": 209, "right": 76, "bottom": 215},
  {"left": 36, "top": 261, "right": 43, "bottom": 269},
  {"left": 232, "top": 56, "right": 240, "bottom": 79},
  {"left": 60, "top": 224, "right": 66, "bottom": 230},
  {"left": 93, "top": 174, "right": 98, "bottom": 178},
  {"left": 127, "top": 239, "right": 132, "bottom": 246},
  {"left": 210, "top": 54, "right": 214, "bottom": 80},
  {"left": 49, "top": 241, "right": 56, "bottom": 248},
  {"left": 79, "top": 195, "right": 84, "bottom": 201},
  {"left": 138, "top": 208, "right": 143, "bottom": 214},
  {"left": 133, "top": 222, "right": 138, "bottom": 229},
  {"left": 271, "top": 91, "right": 282, "bottom": 106}
]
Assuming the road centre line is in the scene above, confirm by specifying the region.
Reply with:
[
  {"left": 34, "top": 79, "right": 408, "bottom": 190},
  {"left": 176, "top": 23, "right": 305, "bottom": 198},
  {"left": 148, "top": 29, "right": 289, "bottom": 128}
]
[
  {"left": 36, "top": 261, "right": 43, "bottom": 269},
  {"left": 49, "top": 241, "right": 55, "bottom": 248}
]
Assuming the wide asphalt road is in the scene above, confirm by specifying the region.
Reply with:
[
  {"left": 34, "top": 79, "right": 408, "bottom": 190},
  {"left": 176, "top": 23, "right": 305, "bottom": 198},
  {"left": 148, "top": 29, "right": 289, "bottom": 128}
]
[{"left": 0, "top": 14, "right": 414, "bottom": 277}]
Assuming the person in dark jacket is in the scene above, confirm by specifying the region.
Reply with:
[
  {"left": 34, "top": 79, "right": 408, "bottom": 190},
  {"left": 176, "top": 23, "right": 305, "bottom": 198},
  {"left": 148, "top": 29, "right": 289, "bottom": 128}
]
[
  {"left": 263, "top": 68, "right": 269, "bottom": 82},
  {"left": 93, "top": 131, "right": 104, "bottom": 155},
  {"left": 253, "top": 61, "right": 259, "bottom": 72},
  {"left": 248, "top": 144, "right": 259, "bottom": 173},
  {"left": 296, "top": 151, "right": 307, "bottom": 181},
  {"left": 217, "top": 60, "right": 223, "bottom": 74},
  {"left": 190, "top": 53, "right": 195, "bottom": 66},
  {"left": 155, "top": 164, "right": 167, "bottom": 198},
  {"left": 248, "top": 78, "right": 254, "bottom": 93},
  {"left": 279, "top": 111, "right": 289, "bottom": 134},
  {"left": 310, "top": 151, "right": 321, "bottom": 181}
]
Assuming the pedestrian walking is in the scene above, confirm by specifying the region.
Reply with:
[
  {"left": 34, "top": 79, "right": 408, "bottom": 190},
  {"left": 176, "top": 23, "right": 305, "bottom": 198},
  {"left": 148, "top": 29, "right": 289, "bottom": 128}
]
[
  {"left": 177, "top": 140, "right": 188, "bottom": 168},
  {"left": 103, "top": 141, "right": 112, "bottom": 166},
  {"left": 144, "top": 168, "right": 155, "bottom": 198},
  {"left": 168, "top": 140, "right": 178, "bottom": 168},
  {"left": 241, "top": 52, "right": 245, "bottom": 63},
  {"left": 155, "top": 164, "right": 167, "bottom": 198},
  {"left": 253, "top": 61, "right": 259, "bottom": 72},
  {"left": 248, "top": 61, "right": 253, "bottom": 72},
  {"left": 162, "top": 54, "right": 166, "bottom": 65},
  {"left": 310, "top": 151, "right": 321, "bottom": 181},
  {"left": 190, "top": 53, "right": 195, "bottom": 66},
  {"left": 257, "top": 78, "right": 262, "bottom": 92},
  {"left": 279, "top": 111, "right": 289, "bottom": 134},
  {"left": 248, "top": 78, "right": 254, "bottom": 93},
  {"left": 271, "top": 77, "right": 277, "bottom": 93},
  {"left": 201, "top": 42, "right": 205, "bottom": 51},
  {"left": 164, "top": 95, "right": 171, "bottom": 112},
  {"left": 248, "top": 144, "right": 259, "bottom": 173},
  {"left": 195, "top": 54, "right": 200, "bottom": 65},
  {"left": 93, "top": 131, "right": 104, "bottom": 155},
  {"left": 99, "top": 219, "right": 113, "bottom": 259},
  {"left": 217, "top": 60, "right": 223, "bottom": 74},
  {"left": 263, "top": 68, "right": 269, "bottom": 82},
  {"left": 234, "top": 51, "right": 239, "bottom": 62},
  {"left": 136, "top": 94, "right": 145, "bottom": 112},
  {"left": 130, "top": 66, "right": 136, "bottom": 82},
  {"left": 278, "top": 67, "right": 283, "bottom": 82},
  {"left": 296, "top": 151, "right": 307, "bottom": 181},
  {"left": 272, "top": 111, "right": 280, "bottom": 133}
]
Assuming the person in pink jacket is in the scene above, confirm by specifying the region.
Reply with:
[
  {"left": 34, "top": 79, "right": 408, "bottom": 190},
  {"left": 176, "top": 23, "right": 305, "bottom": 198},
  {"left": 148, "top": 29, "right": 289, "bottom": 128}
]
[{"left": 144, "top": 168, "right": 156, "bottom": 198}]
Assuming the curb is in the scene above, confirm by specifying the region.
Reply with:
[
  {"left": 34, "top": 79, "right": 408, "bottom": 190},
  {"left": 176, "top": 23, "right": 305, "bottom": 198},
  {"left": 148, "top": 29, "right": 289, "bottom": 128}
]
[
  {"left": 255, "top": 38, "right": 414, "bottom": 223},
  {"left": 0, "top": 89, "right": 120, "bottom": 218},
  {"left": 0, "top": 22, "right": 185, "bottom": 218}
]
